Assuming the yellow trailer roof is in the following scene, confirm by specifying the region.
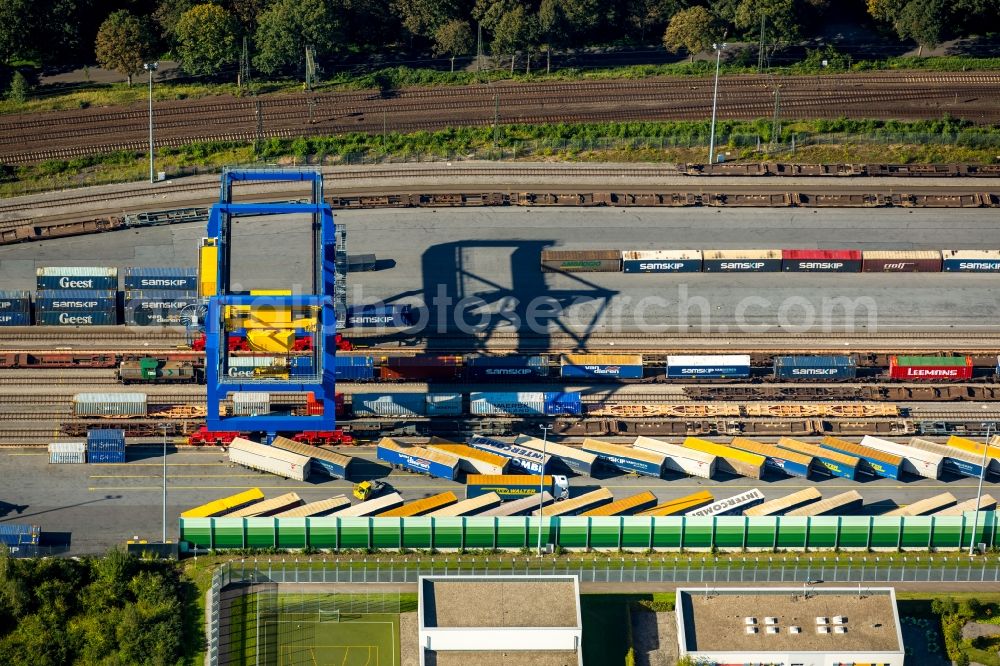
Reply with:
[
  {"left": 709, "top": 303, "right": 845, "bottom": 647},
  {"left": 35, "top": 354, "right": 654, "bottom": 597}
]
[
  {"left": 777, "top": 437, "right": 860, "bottom": 467},
  {"left": 949, "top": 435, "right": 1000, "bottom": 460},
  {"left": 427, "top": 443, "right": 509, "bottom": 468},
  {"left": 180, "top": 488, "right": 265, "bottom": 518},
  {"left": 468, "top": 474, "right": 556, "bottom": 485},
  {"left": 683, "top": 437, "right": 766, "bottom": 466},
  {"left": 379, "top": 437, "right": 461, "bottom": 467},
  {"left": 376, "top": 491, "right": 458, "bottom": 517},
  {"left": 821, "top": 436, "right": 902, "bottom": 466},
  {"left": 730, "top": 437, "right": 812, "bottom": 466},
  {"left": 581, "top": 491, "right": 658, "bottom": 517},
  {"left": 636, "top": 491, "right": 714, "bottom": 517}
]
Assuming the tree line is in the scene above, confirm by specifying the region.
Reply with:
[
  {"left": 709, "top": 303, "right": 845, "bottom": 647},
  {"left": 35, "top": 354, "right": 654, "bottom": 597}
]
[{"left": 2, "top": 0, "right": 999, "bottom": 84}]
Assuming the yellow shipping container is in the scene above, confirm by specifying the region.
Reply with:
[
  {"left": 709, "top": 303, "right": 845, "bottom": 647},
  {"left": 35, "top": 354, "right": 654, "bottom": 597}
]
[
  {"left": 683, "top": 437, "right": 765, "bottom": 479},
  {"left": 581, "top": 491, "right": 658, "bottom": 516},
  {"left": 636, "top": 491, "right": 714, "bottom": 517},
  {"left": 377, "top": 491, "right": 458, "bottom": 517},
  {"left": 198, "top": 242, "right": 218, "bottom": 297}
]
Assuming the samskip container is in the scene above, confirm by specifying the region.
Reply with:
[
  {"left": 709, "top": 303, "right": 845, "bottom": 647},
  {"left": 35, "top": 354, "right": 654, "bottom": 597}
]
[
  {"left": 0, "top": 312, "right": 31, "bottom": 325},
  {"left": 73, "top": 392, "right": 147, "bottom": 417},
  {"left": 87, "top": 429, "right": 125, "bottom": 463},
  {"left": 581, "top": 438, "right": 666, "bottom": 478},
  {"left": 35, "top": 290, "right": 116, "bottom": 311},
  {"left": 0, "top": 524, "right": 40, "bottom": 547},
  {"left": 543, "top": 392, "right": 582, "bottom": 415},
  {"left": 123, "top": 266, "right": 198, "bottom": 291},
  {"left": 782, "top": 249, "right": 862, "bottom": 272},
  {"left": 540, "top": 249, "right": 621, "bottom": 272},
  {"left": 702, "top": 249, "right": 782, "bottom": 272},
  {"left": 123, "top": 291, "right": 200, "bottom": 326},
  {"left": 36, "top": 266, "right": 118, "bottom": 290},
  {"left": 666, "top": 354, "right": 751, "bottom": 379},
  {"left": 346, "top": 304, "right": 413, "bottom": 328},
  {"left": 0, "top": 291, "right": 30, "bottom": 313},
  {"left": 942, "top": 250, "right": 1000, "bottom": 272},
  {"left": 773, "top": 355, "right": 857, "bottom": 380},
  {"left": 464, "top": 355, "right": 548, "bottom": 380},
  {"left": 862, "top": 250, "right": 942, "bottom": 272},
  {"left": 621, "top": 250, "right": 702, "bottom": 273},
  {"left": 48, "top": 441, "right": 86, "bottom": 464}
]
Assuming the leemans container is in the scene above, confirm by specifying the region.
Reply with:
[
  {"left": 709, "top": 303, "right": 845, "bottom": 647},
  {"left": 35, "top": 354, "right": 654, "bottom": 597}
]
[
  {"left": 271, "top": 435, "right": 354, "bottom": 479},
  {"left": 684, "top": 489, "right": 765, "bottom": 518},
  {"left": 87, "top": 429, "right": 125, "bottom": 464},
  {"left": 464, "top": 355, "right": 548, "bottom": 380},
  {"left": 467, "top": 435, "right": 551, "bottom": 474},
  {"left": 773, "top": 355, "right": 857, "bottom": 380},
  {"left": 123, "top": 267, "right": 198, "bottom": 291},
  {"left": 861, "top": 250, "right": 942, "bottom": 272},
  {"left": 426, "top": 439, "right": 510, "bottom": 475},
  {"left": 228, "top": 437, "right": 311, "bottom": 481},
  {"left": 559, "top": 354, "right": 644, "bottom": 379},
  {"left": 376, "top": 437, "right": 460, "bottom": 480},
  {"left": 73, "top": 392, "right": 147, "bottom": 417},
  {"left": 581, "top": 438, "right": 666, "bottom": 478},
  {"left": 352, "top": 393, "right": 426, "bottom": 417},
  {"left": 702, "top": 249, "right": 782, "bottom": 272},
  {"left": 666, "top": 354, "right": 751, "bottom": 379},
  {"left": 632, "top": 436, "right": 716, "bottom": 479},
  {"left": 333, "top": 355, "right": 376, "bottom": 381},
  {"left": 345, "top": 304, "right": 414, "bottom": 328},
  {"left": 942, "top": 250, "right": 1000, "bottom": 272},
  {"left": 776, "top": 437, "right": 858, "bottom": 479},
  {"left": 48, "top": 442, "right": 86, "bottom": 464},
  {"left": 540, "top": 249, "right": 621, "bottom": 272},
  {"left": 36, "top": 266, "right": 118, "bottom": 290},
  {"left": 728, "top": 436, "right": 811, "bottom": 478},
  {"left": 781, "top": 249, "right": 862, "bottom": 272},
  {"left": 889, "top": 355, "right": 973, "bottom": 380},
  {"left": 683, "top": 437, "right": 765, "bottom": 479},
  {"left": 621, "top": 250, "right": 702, "bottom": 273},
  {"left": 820, "top": 435, "right": 902, "bottom": 479},
  {"left": 514, "top": 435, "right": 597, "bottom": 476}
]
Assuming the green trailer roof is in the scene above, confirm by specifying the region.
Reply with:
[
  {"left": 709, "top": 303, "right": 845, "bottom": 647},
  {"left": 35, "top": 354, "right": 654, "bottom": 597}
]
[{"left": 895, "top": 356, "right": 968, "bottom": 366}]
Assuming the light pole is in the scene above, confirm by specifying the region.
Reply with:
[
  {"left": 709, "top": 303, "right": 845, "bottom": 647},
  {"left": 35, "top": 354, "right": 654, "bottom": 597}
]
[
  {"left": 969, "top": 419, "right": 993, "bottom": 556},
  {"left": 144, "top": 62, "right": 158, "bottom": 183},
  {"left": 538, "top": 424, "right": 553, "bottom": 556},
  {"left": 161, "top": 424, "right": 168, "bottom": 543},
  {"left": 707, "top": 43, "right": 726, "bottom": 165}
]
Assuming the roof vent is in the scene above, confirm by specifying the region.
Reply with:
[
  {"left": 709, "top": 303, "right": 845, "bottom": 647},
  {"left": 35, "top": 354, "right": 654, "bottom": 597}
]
[
  {"left": 766, "top": 626, "right": 779, "bottom": 634},
  {"left": 789, "top": 626, "right": 801, "bottom": 634},
  {"left": 765, "top": 617, "right": 778, "bottom": 625},
  {"left": 833, "top": 615, "right": 847, "bottom": 624},
  {"left": 817, "top": 626, "right": 830, "bottom": 634},
  {"left": 746, "top": 626, "right": 758, "bottom": 634},
  {"left": 744, "top": 617, "right": 757, "bottom": 625},
  {"left": 815, "top": 616, "right": 829, "bottom": 625},
  {"left": 834, "top": 626, "right": 848, "bottom": 634}
]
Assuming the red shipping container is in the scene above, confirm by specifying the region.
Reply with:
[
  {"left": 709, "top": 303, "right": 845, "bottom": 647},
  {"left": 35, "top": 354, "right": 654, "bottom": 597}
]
[
  {"left": 889, "top": 356, "right": 973, "bottom": 381},
  {"left": 381, "top": 355, "right": 463, "bottom": 380},
  {"left": 782, "top": 249, "right": 862, "bottom": 260}
]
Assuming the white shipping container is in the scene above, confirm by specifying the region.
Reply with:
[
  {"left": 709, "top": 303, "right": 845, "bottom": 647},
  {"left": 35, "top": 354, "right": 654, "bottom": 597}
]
[
  {"left": 667, "top": 354, "right": 752, "bottom": 367},
  {"left": 228, "top": 437, "right": 311, "bottom": 481},
  {"left": 228, "top": 356, "right": 278, "bottom": 367},
  {"left": 331, "top": 492, "right": 405, "bottom": 517},
  {"left": 48, "top": 441, "right": 86, "bottom": 464},
  {"left": 37, "top": 266, "right": 118, "bottom": 277},
  {"left": 73, "top": 392, "right": 147, "bottom": 417},
  {"left": 232, "top": 391, "right": 271, "bottom": 416},
  {"left": 621, "top": 250, "right": 703, "bottom": 261},
  {"left": 633, "top": 436, "right": 717, "bottom": 479},
  {"left": 860, "top": 435, "right": 942, "bottom": 479}
]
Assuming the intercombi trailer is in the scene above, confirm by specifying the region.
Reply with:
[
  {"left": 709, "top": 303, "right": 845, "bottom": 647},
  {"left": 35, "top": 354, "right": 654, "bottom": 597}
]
[
  {"left": 684, "top": 489, "right": 766, "bottom": 518},
  {"left": 514, "top": 435, "right": 597, "bottom": 476},
  {"left": 636, "top": 491, "right": 714, "bottom": 517}
]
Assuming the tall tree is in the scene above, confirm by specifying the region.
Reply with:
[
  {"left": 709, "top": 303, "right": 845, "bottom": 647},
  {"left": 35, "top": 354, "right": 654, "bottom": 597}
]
[
  {"left": 489, "top": 3, "right": 532, "bottom": 71},
  {"left": 895, "top": 0, "right": 949, "bottom": 54},
  {"left": 393, "top": 0, "right": 462, "bottom": 42},
  {"left": 176, "top": 4, "right": 238, "bottom": 75},
  {"left": 662, "top": 5, "right": 717, "bottom": 60},
  {"left": 734, "top": 0, "right": 799, "bottom": 43},
  {"left": 153, "top": 0, "right": 199, "bottom": 41},
  {"left": 0, "top": 0, "right": 35, "bottom": 64},
  {"left": 253, "top": 0, "right": 342, "bottom": 75},
  {"left": 433, "top": 19, "right": 473, "bottom": 70},
  {"left": 626, "top": 0, "right": 682, "bottom": 42},
  {"left": 227, "top": 0, "right": 274, "bottom": 34},
  {"left": 95, "top": 10, "right": 150, "bottom": 86}
]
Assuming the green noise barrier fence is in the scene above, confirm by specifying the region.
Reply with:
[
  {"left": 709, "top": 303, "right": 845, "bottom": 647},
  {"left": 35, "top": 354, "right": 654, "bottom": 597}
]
[{"left": 181, "top": 511, "right": 997, "bottom": 551}]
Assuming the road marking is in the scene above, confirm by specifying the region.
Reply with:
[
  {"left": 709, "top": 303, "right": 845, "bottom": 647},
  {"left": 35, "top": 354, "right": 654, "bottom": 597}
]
[{"left": 89, "top": 474, "right": 268, "bottom": 479}]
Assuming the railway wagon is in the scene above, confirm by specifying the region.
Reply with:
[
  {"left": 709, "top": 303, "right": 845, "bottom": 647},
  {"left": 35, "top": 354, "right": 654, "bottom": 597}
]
[
  {"left": 728, "top": 437, "right": 811, "bottom": 478},
  {"left": 743, "top": 488, "right": 822, "bottom": 517},
  {"left": 820, "top": 435, "right": 902, "bottom": 480},
  {"left": 479, "top": 492, "right": 555, "bottom": 517},
  {"left": 907, "top": 437, "right": 988, "bottom": 478},
  {"left": 227, "top": 492, "right": 303, "bottom": 518},
  {"left": 635, "top": 491, "right": 714, "bottom": 517},
  {"left": 581, "top": 438, "right": 667, "bottom": 478},
  {"left": 882, "top": 492, "right": 957, "bottom": 517},
  {"left": 932, "top": 494, "right": 998, "bottom": 517},
  {"left": 776, "top": 437, "right": 859, "bottom": 480},
  {"left": 118, "top": 358, "right": 200, "bottom": 383},
  {"left": 860, "top": 435, "right": 943, "bottom": 479},
  {"left": 580, "top": 491, "right": 658, "bottom": 517},
  {"left": 786, "top": 491, "right": 863, "bottom": 517},
  {"left": 228, "top": 438, "right": 311, "bottom": 482},
  {"left": 464, "top": 355, "right": 548, "bottom": 380},
  {"left": 467, "top": 435, "right": 552, "bottom": 474},
  {"left": 331, "top": 493, "right": 405, "bottom": 517},
  {"left": 180, "top": 488, "right": 266, "bottom": 518},
  {"left": 666, "top": 355, "right": 751, "bottom": 379},
  {"left": 889, "top": 355, "right": 973, "bottom": 381},
  {"left": 426, "top": 440, "right": 510, "bottom": 475},
  {"left": 632, "top": 436, "right": 716, "bottom": 479},
  {"left": 426, "top": 493, "right": 503, "bottom": 517},
  {"left": 470, "top": 391, "right": 582, "bottom": 416},
  {"left": 272, "top": 496, "right": 352, "bottom": 518},
  {"left": 376, "top": 438, "right": 460, "bottom": 480},
  {"left": 514, "top": 435, "right": 597, "bottom": 476},
  {"left": 377, "top": 492, "right": 458, "bottom": 517},
  {"left": 271, "top": 436, "right": 355, "bottom": 479},
  {"left": 536, "top": 488, "right": 614, "bottom": 516},
  {"left": 540, "top": 249, "right": 621, "bottom": 273},
  {"left": 682, "top": 437, "right": 765, "bottom": 479},
  {"left": 685, "top": 489, "right": 765, "bottom": 518}
]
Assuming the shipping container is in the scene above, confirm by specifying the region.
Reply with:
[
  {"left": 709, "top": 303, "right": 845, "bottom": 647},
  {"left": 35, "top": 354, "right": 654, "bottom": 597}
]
[
  {"left": 540, "top": 249, "right": 621, "bottom": 273},
  {"left": 728, "top": 437, "right": 811, "bottom": 478},
  {"left": 889, "top": 355, "right": 973, "bottom": 381},
  {"left": 559, "top": 354, "right": 644, "bottom": 379},
  {"left": 514, "top": 435, "right": 597, "bottom": 476},
  {"left": 227, "top": 492, "right": 303, "bottom": 518},
  {"left": 467, "top": 435, "right": 551, "bottom": 474},
  {"left": 882, "top": 492, "right": 957, "bottom": 517},
  {"left": 685, "top": 489, "right": 765, "bottom": 518},
  {"left": 271, "top": 496, "right": 352, "bottom": 517},
  {"left": 581, "top": 438, "right": 666, "bottom": 478},
  {"left": 426, "top": 492, "right": 503, "bottom": 517},
  {"left": 228, "top": 437, "right": 311, "bottom": 481},
  {"left": 820, "top": 435, "right": 902, "bottom": 480},
  {"left": 352, "top": 393, "right": 426, "bottom": 417},
  {"left": 469, "top": 391, "right": 582, "bottom": 416},
  {"left": 35, "top": 289, "right": 117, "bottom": 311},
  {"left": 48, "top": 442, "right": 86, "bottom": 464},
  {"left": 942, "top": 250, "right": 1000, "bottom": 272},
  {"left": 478, "top": 492, "right": 554, "bottom": 517},
  {"left": 73, "top": 392, "right": 147, "bottom": 417},
  {"left": 773, "top": 355, "right": 857, "bottom": 380},
  {"left": 231, "top": 391, "right": 270, "bottom": 417},
  {"left": 331, "top": 492, "right": 405, "bottom": 517},
  {"left": 581, "top": 491, "right": 658, "bottom": 516},
  {"left": 36, "top": 309, "right": 118, "bottom": 326},
  {"left": 862, "top": 250, "right": 942, "bottom": 272},
  {"left": 0, "top": 524, "right": 40, "bottom": 547},
  {"left": 782, "top": 249, "right": 862, "bottom": 272},
  {"left": 381, "top": 355, "right": 462, "bottom": 381},
  {"left": 775, "top": 437, "right": 858, "bottom": 479},
  {"left": 427, "top": 440, "right": 510, "bottom": 475},
  {"left": 786, "top": 491, "right": 863, "bottom": 517},
  {"left": 544, "top": 392, "right": 582, "bottom": 415},
  {"left": 346, "top": 304, "right": 414, "bottom": 328},
  {"left": 124, "top": 266, "right": 198, "bottom": 291},
  {"left": 465, "top": 355, "right": 548, "bottom": 380},
  {"left": 334, "top": 356, "right": 376, "bottom": 381},
  {"left": 949, "top": 435, "right": 1000, "bottom": 472},
  {"left": 621, "top": 250, "right": 702, "bottom": 273},
  {"left": 466, "top": 474, "right": 569, "bottom": 500},
  {"left": 635, "top": 491, "right": 714, "bottom": 517},
  {"left": 682, "top": 437, "right": 765, "bottom": 479},
  {"left": 0, "top": 291, "right": 30, "bottom": 313},
  {"left": 377, "top": 491, "right": 458, "bottom": 517},
  {"left": 180, "top": 488, "right": 265, "bottom": 518},
  {"left": 0, "top": 312, "right": 31, "bottom": 326},
  {"left": 376, "top": 438, "right": 460, "bottom": 480},
  {"left": 666, "top": 355, "right": 751, "bottom": 379},
  {"left": 87, "top": 429, "right": 125, "bottom": 464},
  {"left": 536, "top": 488, "right": 614, "bottom": 516},
  {"left": 123, "top": 291, "right": 199, "bottom": 326},
  {"left": 271, "top": 436, "right": 355, "bottom": 479},
  {"left": 908, "top": 437, "right": 988, "bottom": 478},
  {"left": 702, "top": 249, "right": 782, "bottom": 272},
  {"left": 425, "top": 393, "right": 463, "bottom": 416},
  {"left": 860, "top": 435, "right": 943, "bottom": 479},
  {"left": 347, "top": 254, "right": 377, "bottom": 272},
  {"left": 931, "top": 494, "right": 997, "bottom": 517},
  {"left": 632, "top": 436, "right": 716, "bottom": 479},
  {"left": 36, "top": 266, "right": 118, "bottom": 290},
  {"left": 743, "top": 488, "right": 822, "bottom": 517}
]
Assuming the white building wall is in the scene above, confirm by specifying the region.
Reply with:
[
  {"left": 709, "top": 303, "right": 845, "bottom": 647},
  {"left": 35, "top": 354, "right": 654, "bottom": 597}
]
[
  {"left": 420, "top": 627, "right": 581, "bottom": 652},
  {"left": 685, "top": 651, "right": 904, "bottom": 666}
]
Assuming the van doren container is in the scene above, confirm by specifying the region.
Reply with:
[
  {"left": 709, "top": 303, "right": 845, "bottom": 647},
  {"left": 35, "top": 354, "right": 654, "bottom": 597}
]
[
  {"left": 942, "top": 250, "right": 1000, "bottom": 272},
  {"left": 702, "top": 249, "right": 782, "bottom": 272},
  {"left": 37, "top": 266, "right": 118, "bottom": 290},
  {"left": 124, "top": 291, "right": 200, "bottom": 326},
  {"left": 560, "top": 354, "right": 644, "bottom": 379},
  {"left": 862, "top": 250, "right": 942, "bottom": 272},
  {"left": 123, "top": 267, "right": 198, "bottom": 291},
  {"left": 540, "top": 249, "right": 621, "bottom": 272},
  {"left": 782, "top": 249, "right": 862, "bottom": 272},
  {"left": 621, "top": 250, "right": 702, "bottom": 273}
]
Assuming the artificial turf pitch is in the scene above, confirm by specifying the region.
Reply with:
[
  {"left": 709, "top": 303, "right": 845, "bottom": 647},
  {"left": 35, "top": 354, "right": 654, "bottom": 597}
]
[{"left": 268, "top": 612, "right": 400, "bottom": 666}]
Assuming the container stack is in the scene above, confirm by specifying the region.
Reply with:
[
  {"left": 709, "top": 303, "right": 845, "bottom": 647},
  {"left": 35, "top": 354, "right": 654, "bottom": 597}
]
[
  {"left": 35, "top": 267, "right": 118, "bottom": 325},
  {"left": 123, "top": 267, "right": 199, "bottom": 326},
  {"left": 87, "top": 429, "right": 126, "bottom": 463},
  {"left": 0, "top": 290, "right": 31, "bottom": 326},
  {"left": 48, "top": 442, "right": 86, "bottom": 464}
]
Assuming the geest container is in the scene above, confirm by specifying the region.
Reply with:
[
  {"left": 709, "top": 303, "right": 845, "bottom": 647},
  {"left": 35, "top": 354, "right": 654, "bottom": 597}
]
[
  {"left": 36, "top": 266, "right": 118, "bottom": 290},
  {"left": 124, "top": 267, "right": 198, "bottom": 291},
  {"left": 621, "top": 250, "right": 702, "bottom": 273},
  {"left": 666, "top": 354, "right": 751, "bottom": 379},
  {"left": 862, "top": 250, "right": 942, "bottom": 272},
  {"left": 560, "top": 354, "right": 644, "bottom": 379},
  {"left": 942, "top": 250, "right": 1000, "bottom": 272},
  {"left": 228, "top": 437, "right": 311, "bottom": 481},
  {"left": 73, "top": 392, "right": 147, "bottom": 417},
  {"left": 464, "top": 355, "right": 549, "bottom": 380},
  {"left": 890, "top": 355, "right": 973, "bottom": 380},
  {"left": 540, "top": 249, "right": 621, "bottom": 272},
  {"left": 376, "top": 438, "right": 459, "bottom": 480},
  {"left": 35, "top": 290, "right": 116, "bottom": 311},
  {"left": 48, "top": 442, "right": 86, "bottom": 464},
  {"left": 820, "top": 435, "right": 902, "bottom": 479},
  {"left": 581, "top": 438, "right": 666, "bottom": 478},
  {"left": 87, "top": 429, "right": 125, "bottom": 464},
  {"left": 334, "top": 355, "right": 376, "bottom": 381},
  {"left": 773, "top": 355, "right": 857, "bottom": 380},
  {"left": 0, "top": 291, "right": 30, "bottom": 313},
  {"left": 346, "top": 304, "right": 414, "bottom": 328},
  {"left": 702, "top": 249, "right": 782, "bottom": 272},
  {"left": 352, "top": 393, "right": 426, "bottom": 417},
  {"left": 782, "top": 249, "right": 862, "bottom": 272},
  {"left": 380, "top": 355, "right": 462, "bottom": 381},
  {"left": 36, "top": 309, "right": 117, "bottom": 326},
  {"left": 467, "top": 435, "right": 551, "bottom": 474}
]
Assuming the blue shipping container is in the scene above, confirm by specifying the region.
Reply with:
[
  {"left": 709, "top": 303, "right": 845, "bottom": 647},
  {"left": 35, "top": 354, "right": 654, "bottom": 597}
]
[
  {"left": 666, "top": 364, "right": 751, "bottom": 379},
  {"left": 0, "top": 524, "right": 40, "bottom": 547},
  {"left": 87, "top": 429, "right": 125, "bottom": 463},
  {"left": 289, "top": 356, "right": 315, "bottom": 378},
  {"left": 467, "top": 435, "right": 550, "bottom": 474},
  {"left": 819, "top": 441, "right": 900, "bottom": 480},
  {"left": 560, "top": 363, "right": 644, "bottom": 379},
  {"left": 943, "top": 256, "right": 1000, "bottom": 272},
  {"left": 581, "top": 444, "right": 664, "bottom": 478},
  {"left": 37, "top": 310, "right": 117, "bottom": 325},
  {"left": 0, "top": 312, "right": 31, "bottom": 326},
  {"left": 334, "top": 356, "right": 375, "bottom": 381},
  {"left": 465, "top": 355, "right": 549, "bottom": 380},
  {"left": 942, "top": 456, "right": 987, "bottom": 478},
  {"left": 810, "top": 454, "right": 856, "bottom": 480},
  {"left": 36, "top": 272, "right": 118, "bottom": 291},
  {"left": 35, "top": 290, "right": 117, "bottom": 311},
  {"left": 376, "top": 442, "right": 458, "bottom": 480},
  {"left": 544, "top": 392, "right": 582, "bottom": 415},
  {"left": 124, "top": 267, "right": 198, "bottom": 291},
  {"left": 352, "top": 393, "right": 426, "bottom": 417},
  {"left": 761, "top": 456, "right": 811, "bottom": 479},
  {"left": 346, "top": 304, "right": 413, "bottom": 328},
  {"left": 425, "top": 393, "right": 463, "bottom": 416},
  {"left": 0, "top": 291, "right": 30, "bottom": 312},
  {"left": 773, "top": 355, "right": 857, "bottom": 380},
  {"left": 124, "top": 292, "right": 200, "bottom": 326}
]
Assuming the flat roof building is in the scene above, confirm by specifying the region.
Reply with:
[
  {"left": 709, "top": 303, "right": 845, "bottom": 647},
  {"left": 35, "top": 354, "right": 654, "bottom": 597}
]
[{"left": 676, "top": 587, "right": 904, "bottom": 666}]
